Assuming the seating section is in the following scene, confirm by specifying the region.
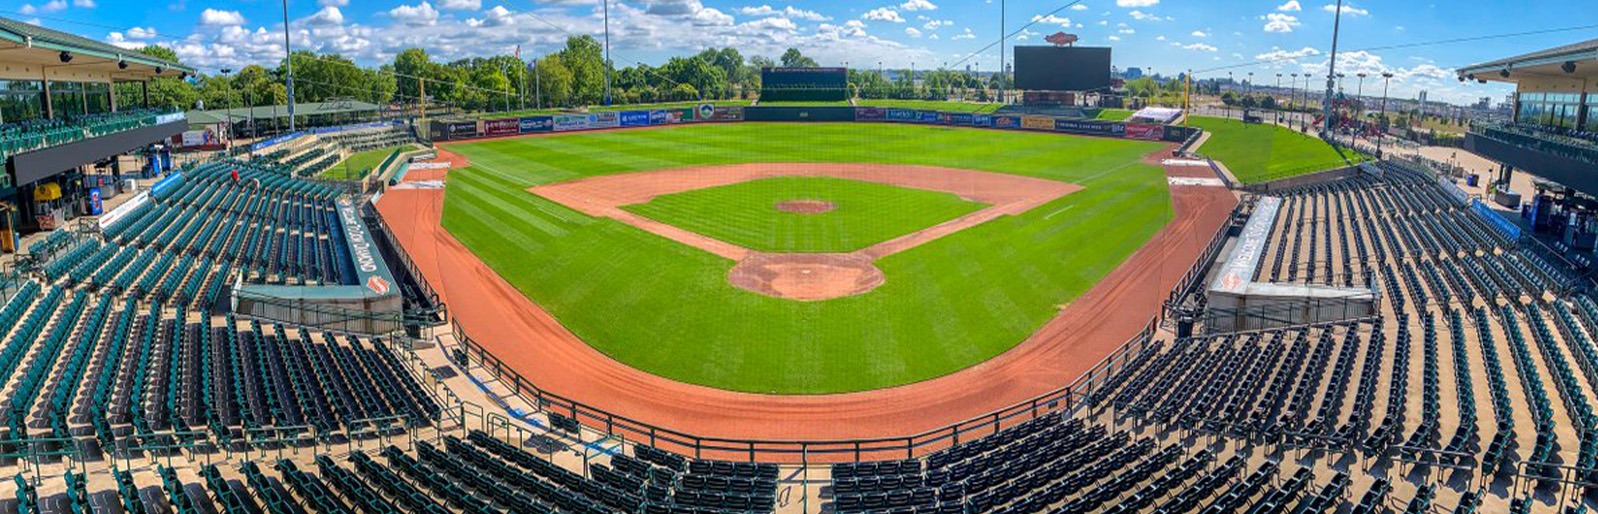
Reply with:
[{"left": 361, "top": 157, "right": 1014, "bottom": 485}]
[{"left": 0, "top": 108, "right": 177, "bottom": 161}]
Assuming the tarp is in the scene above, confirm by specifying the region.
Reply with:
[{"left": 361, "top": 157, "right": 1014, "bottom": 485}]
[{"left": 1210, "top": 196, "right": 1282, "bottom": 294}]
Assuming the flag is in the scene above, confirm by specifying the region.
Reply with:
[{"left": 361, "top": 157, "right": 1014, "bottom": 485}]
[{"left": 514, "top": 44, "right": 521, "bottom": 59}]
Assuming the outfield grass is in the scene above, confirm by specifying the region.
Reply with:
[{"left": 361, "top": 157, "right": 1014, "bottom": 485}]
[
  {"left": 442, "top": 123, "right": 1168, "bottom": 393},
  {"left": 1095, "top": 109, "right": 1135, "bottom": 121},
  {"left": 1188, "top": 116, "right": 1365, "bottom": 184},
  {"left": 622, "top": 177, "right": 988, "bottom": 253},
  {"left": 322, "top": 144, "right": 418, "bottom": 180}
]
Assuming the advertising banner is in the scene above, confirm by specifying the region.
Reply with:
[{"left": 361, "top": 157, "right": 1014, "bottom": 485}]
[
  {"left": 554, "top": 114, "right": 592, "bottom": 132},
  {"left": 98, "top": 191, "right": 148, "bottom": 229},
  {"left": 1022, "top": 116, "right": 1056, "bottom": 130},
  {"left": 993, "top": 116, "right": 1021, "bottom": 128},
  {"left": 1210, "top": 196, "right": 1282, "bottom": 294},
  {"left": 519, "top": 116, "right": 553, "bottom": 133},
  {"left": 697, "top": 103, "right": 717, "bottom": 120},
  {"left": 708, "top": 107, "right": 744, "bottom": 121},
  {"left": 592, "top": 112, "right": 621, "bottom": 128},
  {"left": 856, "top": 108, "right": 887, "bottom": 120},
  {"left": 483, "top": 118, "right": 520, "bottom": 137},
  {"left": 918, "top": 111, "right": 942, "bottom": 123},
  {"left": 335, "top": 197, "right": 397, "bottom": 297},
  {"left": 1054, "top": 119, "right": 1126, "bottom": 136},
  {"left": 971, "top": 114, "right": 992, "bottom": 127},
  {"left": 250, "top": 131, "right": 302, "bottom": 152},
  {"left": 886, "top": 109, "right": 917, "bottom": 122},
  {"left": 446, "top": 121, "right": 480, "bottom": 138},
  {"left": 87, "top": 188, "right": 103, "bottom": 215},
  {"left": 1125, "top": 123, "right": 1165, "bottom": 141},
  {"left": 1437, "top": 174, "right": 1470, "bottom": 205},
  {"left": 1472, "top": 199, "right": 1522, "bottom": 240},
  {"left": 620, "top": 111, "right": 652, "bottom": 127},
  {"left": 946, "top": 113, "right": 976, "bottom": 125},
  {"left": 649, "top": 109, "right": 693, "bottom": 124}
]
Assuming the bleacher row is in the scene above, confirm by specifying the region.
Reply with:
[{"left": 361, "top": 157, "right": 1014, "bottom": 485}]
[
  {"left": 95, "top": 159, "right": 352, "bottom": 288},
  {"left": 823, "top": 162, "right": 1598, "bottom": 513}
]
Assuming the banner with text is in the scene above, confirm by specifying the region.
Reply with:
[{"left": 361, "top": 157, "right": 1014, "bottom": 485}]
[
  {"left": 519, "top": 116, "right": 553, "bottom": 133},
  {"left": 483, "top": 118, "right": 520, "bottom": 137},
  {"left": 1125, "top": 123, "right": 1165, "bottom": 141}
]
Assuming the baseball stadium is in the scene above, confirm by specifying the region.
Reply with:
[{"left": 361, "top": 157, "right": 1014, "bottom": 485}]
[{"left": 1, "top": 1, "right": 1597, "bottom": 512}]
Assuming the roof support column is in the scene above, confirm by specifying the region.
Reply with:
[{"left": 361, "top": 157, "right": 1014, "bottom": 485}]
[
  {"left": 40, "top": 70, "right": 52, "bottom": 120},
  {"left": 141, "top": 81, "right": 149, "bottom": 109}
]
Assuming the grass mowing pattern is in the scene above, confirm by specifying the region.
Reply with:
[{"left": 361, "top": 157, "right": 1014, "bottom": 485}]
[
  {"left": 1188, "top": 116, "right": 1364, "bottom": 184},
  {"left": 1095, "top": 109, "right": 1134, "bottom": 121},
  {"left": 622, "top": 177, "right": 988, "bottom": 253},
  {"left": 442, "top": 122, "right": 1168, "bottom": 393}
]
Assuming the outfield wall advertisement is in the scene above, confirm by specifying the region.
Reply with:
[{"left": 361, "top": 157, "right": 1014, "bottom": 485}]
[
  {"left": 620, "top": 111, "right": 652, "bottom": 127},
  {"left": 993, "top": 116, "right": 1021, "bottom": 129},
  {"left": 1125, "top": 123, "right": 1164, "bottom": 141},
  {"left": 856, "top": 108, "right": 887, "bottom": 120},
  {"left": 519, "top": 116, "right": 553, "bottom": 133},
  {"left": 1022, "top": 116, "right": 1056, "bottom": 131},
  {"left": 1054, "top": 119, "right": 1126, "bottom": 137},
  {"left": 484, "top": 118, "right": 520, "bottom": 137}
]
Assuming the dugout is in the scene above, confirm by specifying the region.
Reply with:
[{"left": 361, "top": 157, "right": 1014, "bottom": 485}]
[{"left": 1203, "top": 196, "right": 1379, "bottom": 332}]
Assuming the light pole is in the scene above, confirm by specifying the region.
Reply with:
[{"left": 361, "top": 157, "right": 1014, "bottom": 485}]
[
  {"left": 281, "top": 0, "right": 296, "bottom": 131},
  {"left": 220, "top": 68, "right": 233, "bottom": 153},
  {"left": 602, "top": 0, "right": 612, "bottom": 106},
  {"left": 1322, "top": 0, "right": 1345, "bottom": 133},
  {"left": 1227, "top": 71, "right": 1233, "bottom": 119},
  {"left": 1378, "top": 71, "right": 1393, "bottom": 157},
  {"left": 1275, "top": 73, "right": 1282, "bottom": 119}
]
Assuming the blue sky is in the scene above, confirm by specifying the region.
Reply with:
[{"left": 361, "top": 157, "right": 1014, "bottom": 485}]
[{"left": 8, "top": 0, "right": 1598, "bottom": 104}]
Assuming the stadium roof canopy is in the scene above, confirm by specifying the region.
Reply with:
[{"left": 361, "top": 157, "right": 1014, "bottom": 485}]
[
  {"left": 186, "top": 100, "right": 383, "bottom": 124},
  {"left": 1457, "top": 38, "right": 1598, "bottom": 83},
  {"left": 0, "top": 16, "right": 195, "bottom": 79}
]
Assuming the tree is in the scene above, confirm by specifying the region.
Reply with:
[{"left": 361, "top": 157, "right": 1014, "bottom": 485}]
[
  {"left": 534, "top": 54, "right": 575, "bottom": 108},
  {"left": 114, "top": 45, "right": 196, "bottom": 111},
  {"left": 394, "top": 48, "right": 433, "bottom": 104},
  {"left": 557, "top": 36, "right": 606, "bottom": 105},
  {"left": 779, "top": 48, "right": 819, "bottom": 68}
]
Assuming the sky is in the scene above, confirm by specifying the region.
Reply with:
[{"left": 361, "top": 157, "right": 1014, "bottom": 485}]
[{"left": 7, "top": 0, "right": 1598, "bottom": 105}]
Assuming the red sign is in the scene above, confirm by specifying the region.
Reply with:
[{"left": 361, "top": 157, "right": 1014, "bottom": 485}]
[
  {"left": 484, "top": 118, "right": 520, "bottom": 137},
  {"left": 367, "top": 276, "right": 391, "bottom": 295},
  {"left": 1045, "top": 32, "right": 1079, "bottom": 46},
  {"left": 1125, "top": 123, "right": 1165, "bottom": 141}
]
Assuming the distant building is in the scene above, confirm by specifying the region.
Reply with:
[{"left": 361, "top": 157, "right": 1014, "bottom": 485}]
[
  {"left": 1475, "top": 97, "right": 1493, "bottom": 110},
  {"left": 1123, "top": 67, "right": 1144, "bottom": 80}
]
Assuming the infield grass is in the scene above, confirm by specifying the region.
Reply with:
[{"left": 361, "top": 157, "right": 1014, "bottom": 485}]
[
  {"left": 623, "top": 177, "right": 987, "bottom": 253},
  {"left": 1189, "top": 116, "right": 1364, "bottom": 184},
  {"left": 442, "top": 122, "right": 1168, "bottom": 393}
]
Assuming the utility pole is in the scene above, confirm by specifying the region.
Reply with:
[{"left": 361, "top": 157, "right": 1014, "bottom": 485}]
[
  {"left": 221, "top": 68, "right": 233, "bottom": 153},
  {"left": 603, "top": 0, "right": 612, "bottom": 106},
  {"left": 999, "top": 0, "right": 1006, "bottom": 106},
  {"left": 1378, "top": 71, "right": 1392, "bottom": 157},
  {"left": 534, "top": 59, "right": 542, "bottom": 109},
  {"left": 281, "top": 0, "right": 296, "bottom": 131},
  {"left": 1323, "top": 0, "right": 1344, "bottom": 134}
]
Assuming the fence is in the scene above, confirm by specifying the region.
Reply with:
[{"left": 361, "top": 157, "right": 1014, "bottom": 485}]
[{"left": 447, "top": 315, "right": 1161, "bottom": 463}]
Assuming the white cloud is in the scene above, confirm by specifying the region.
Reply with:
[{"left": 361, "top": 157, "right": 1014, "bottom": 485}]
[
  {"left": 126, "top": 26, "right": 158, "bottom": 39},
  {"left": 1096, "top": 20, "right": 1107, "bottom": 26},
  {"left": 1190, "top": 30, "right": 1208, "bottom": 37},
  {"left": 862, "top": 7, "right": 904, "bottom": 22},
  {"left": 952, "top": 28, "right": 974, "bottom": 39},
  {"left": 18, "top": 4, "right": 37, "bottom": 15},
  {"left": 307, "top": 6, "right": 344, "bottom": 25},
  {"left": 739, "top": 5, "right": 829, "bottom": 21},
  {"left": 1070, "top": 3, "right": 1088, "bottom": 10},
  {"left": 900, "top": 0, "right": 937, "bottom": 11},
  {"left": 923, "top": 19, "right": 951, "bottom": 30},
  {"left": 1263, "top": 13, "right": 1299, "bottom": 33},
  {"left": 72, "top": 0, "right": 96, "bottom": 8},
  {"left": 647, "top": 0, "right": 705, "bottom": 16},
  {"left": 693, "top": 7, "right": 734, "bottom": 25},
  {"left": 1115, "top": 0, "right": 1157, "bottom": 6},
  {"left": 1182, "top": 43, "right": 1217, "bottom": 52},
  {"left": 1255, "top": 46, "right": 1320, "bottom": 63},
  {"left": 199, "top": 8, "right": 245, "bottom": 26},
  {"left": 318, "top": 0, "right": 348, "bottom": 6},
  {"left": 1276, "top": 0, "right": 1301, "bottom": 11},
  {"left": 1128, "top": 10, "right": 1159, "bottom": 20},
  {"left": 437, "top": 0, "right": 479, "bottom": 9},
  {"left": 387, "top": 2, "right": 438, "bottom": 26},
  {"left": 904, "top": 27, "right": 922, "bottom": 37},
  {"left": 40, "top": 0, "right": 67, "bottom": 12},
  {"left": 1106, "top": 35, "right": 1120, "bottom": 41},
  {"left": 1118, "top": 27, "right": 1134, "bottom": 34},
  {"left": 1155, "top": 35, "right": 1165, "bottom": 41},
  {"left": 1032, "top": 14, "right": 1071, "bottom": 27},
  {"left": 1322, "top": 3, "right": 1369, "bottom": 16}
]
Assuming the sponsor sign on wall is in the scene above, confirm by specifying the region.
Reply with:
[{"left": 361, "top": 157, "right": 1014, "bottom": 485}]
[
  {"left": 707, "top": 107, "right": 744, "bottom": 121},
  {"left": 554, "top": 114, "right": 592, "bottom": 132},
  {"left": 971, "top": 114, "right": 992, "bottom": 127},
  {"left": 946, "top": 113, "right": 976, "bottom": 125},
  {"left": 593, "top": 112, "right": 621, "bottom": 128},
  {"left": 1125, "top": 123, "right": 1165, "bottom": 141},
  {"left": 918, "top": 111, "right": 942, "bottom": 123},
  {"left": 446, "top": 121, "right": 480, "bottom": 138},
  {"left": 649, "top": 109, "right": 694, "bottom": 125},
  {"left": 483, "top": 118, "right": 520, "bottom": 137},
  {"left": 1436, "top": 174, "right": 1470, "bottom": 205},
  {"left": 519, "top": 116, "right": 553, "bottom": 133},
  {"left": 1053, "top": 119, "right": 1126, "bottom": 136},
  {"left": 87, "top": 188, "right": 103, "bottom": 215},
  {"left": 1021, "top": 116, "right": 1056, "bottom": 130},
  {"left": 886, "top": 109, "right": 917, "bottom": 122},
  {"left": 697, "top": 103, "right": 716, "bottom": 120},
  {"left": 250, "top": 131, "right": 302, "bottom": 152},
  {"left": 855, "top": 108, "right": 887, "bottom": 120},
  {"left": 335, "top": 197, "right": 398, "bottom": 297},
  {"left": 992, "top": 116, "right": 1021, "bottom": 128},
  {"left": 620, "top": 110, "right": 652, "bottom": 127}
]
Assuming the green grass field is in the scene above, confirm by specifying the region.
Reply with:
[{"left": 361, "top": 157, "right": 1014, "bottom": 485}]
[
  {"left": 622, "top": 177, "right": 988, "bottom": 253},
  {"left": 1095, "top": 109, "right": 1135, "bottom": 121},
  {"left": 322, "top": 144, "right": 419, "bottom": 180},
  {"left": 442, "top": 122, "right": 1169, "bottom": 393},
  {"left": 1188, "top": 116, "right": 1365, "bottom": 184}
]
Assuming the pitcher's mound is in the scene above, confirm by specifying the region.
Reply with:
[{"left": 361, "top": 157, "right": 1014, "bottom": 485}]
[
  {"left": 774, "top": 200, "right": 836, "bottom": 214},
  {"left": 728, "top": 253, "right": 884, "bottom": 301}
]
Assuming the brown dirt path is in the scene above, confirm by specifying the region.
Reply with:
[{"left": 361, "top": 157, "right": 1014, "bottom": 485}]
[{"left": 377, "top": 144, "right": 1237, "bottom": 457}]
